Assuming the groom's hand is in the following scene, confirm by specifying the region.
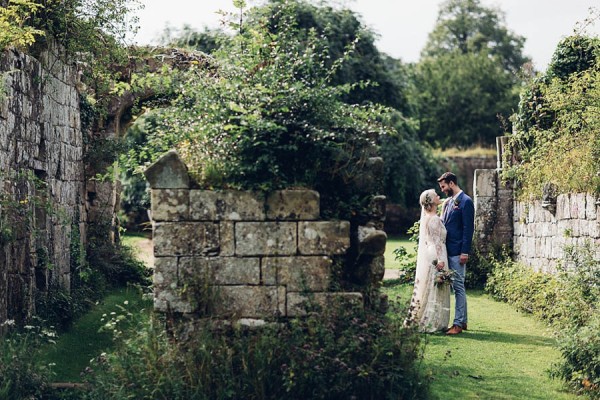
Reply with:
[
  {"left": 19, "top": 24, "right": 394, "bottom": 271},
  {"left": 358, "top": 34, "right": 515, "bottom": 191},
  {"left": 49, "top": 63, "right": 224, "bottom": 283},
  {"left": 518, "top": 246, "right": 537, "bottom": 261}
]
[{"left": 459, "top": 254, "right": 469, "bottom": 265}]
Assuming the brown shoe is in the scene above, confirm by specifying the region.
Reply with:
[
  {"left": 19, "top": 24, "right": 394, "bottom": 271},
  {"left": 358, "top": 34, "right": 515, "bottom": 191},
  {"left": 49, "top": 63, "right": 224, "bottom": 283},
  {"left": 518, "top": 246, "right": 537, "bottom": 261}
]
[
  {"left": 462, "top": 323, "right": 468, "bottom": 331},
  {"left": 446, "top": 325, "right": 463, "bottom": 335}
]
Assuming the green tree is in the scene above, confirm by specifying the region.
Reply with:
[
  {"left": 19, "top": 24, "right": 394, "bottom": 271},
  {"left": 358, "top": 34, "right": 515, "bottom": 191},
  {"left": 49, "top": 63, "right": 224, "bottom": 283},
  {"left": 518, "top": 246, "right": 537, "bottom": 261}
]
[
  {"left": 123, "top": 0, "right": 393, "bottom": 219},
  {"left": 414, "top": 50, "right": 518, "bottom": 148},
  {"left": 124, "top": 0, "right": 438, "bottom": 213},
  {"left": 414, "top": 0, "right": 529, "bottom": 148},
  {"left": 215, "top": 0, "right": 406, "bottom": 111},
  {"left": 158, "top": 24, "right": 228, "bottom": 53},
  {"left": 422, "top": 0, "right": 529, "bottom": 74}
]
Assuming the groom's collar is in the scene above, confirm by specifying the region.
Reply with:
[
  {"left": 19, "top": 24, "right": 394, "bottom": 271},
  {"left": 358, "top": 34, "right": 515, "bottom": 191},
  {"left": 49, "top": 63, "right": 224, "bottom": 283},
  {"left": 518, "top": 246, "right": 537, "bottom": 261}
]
[{"left": 451, "top": 190, "right": 463, "bottom": 201}]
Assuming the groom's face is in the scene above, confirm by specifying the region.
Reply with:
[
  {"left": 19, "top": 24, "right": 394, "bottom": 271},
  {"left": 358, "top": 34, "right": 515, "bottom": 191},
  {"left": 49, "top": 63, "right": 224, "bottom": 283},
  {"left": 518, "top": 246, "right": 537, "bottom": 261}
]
[{"left": 439, "top": 181, "right": 454, "bottom": 197}]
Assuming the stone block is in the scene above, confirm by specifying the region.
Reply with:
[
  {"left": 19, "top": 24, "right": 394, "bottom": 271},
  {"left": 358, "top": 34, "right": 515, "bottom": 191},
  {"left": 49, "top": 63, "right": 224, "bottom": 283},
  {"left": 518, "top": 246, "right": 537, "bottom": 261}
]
[
  {"left": 190, "top": 190, "right": 265, "bottom": 221},
  {"left": 154, "top": 222, "right": 219, "bottom": 256},
  {"left": 585, "top": 194, "right": 598, "bottom": 220},
  {"left": 556, "top": 195, "right": 570, "bottom": 220},
  {"left": 369, "top": 255, "right": 385, "bottom": 282},
  {"left": 235, "top": 222, "right": 297, "bottom": 256},
  {"left": 153, "top": 257, "right": 178, "bottom": 289},
  {"left": 571, "top": 193, "right": 587, "bottom": 220},
  {"left": 219, "top": 221, "right": 235, "bottom": 256},
  {"left": 357, "top": 225, "right": 387, "bottom": 256},
  {"left": 261, "top": 256, "right": 332, "bottom": 291},
  {"left": 151, "top": 189, "right": 189, "bottom": 221},
  {"left": 298, "top": 221, "right": 350, "bottom": 255},
  {"left": 369, "top": 195, "right": 386, "bottom": 221},
  {"left": 266, "top": 190, "right": 320, "bottom": 220},
  {"left": 214, "top": 286, "right": 286, "bottom": 318},
  {"left": 287, "top": 292, "right": 363, "bottom": 317},
  {"left": 144, "top": 150, "right": 190, "bottom": 189},
  {"left": 513, "top": 221, "right": 522, "bottom": 237},
  {"left": 474, "top": 169, "right": 497, "bottom": 198},
  {"left": 179, "top": 257, "right": 260, "bottom": 285},
  {"left": 154, "top": 288, "right": 192, "bottom": 313}
]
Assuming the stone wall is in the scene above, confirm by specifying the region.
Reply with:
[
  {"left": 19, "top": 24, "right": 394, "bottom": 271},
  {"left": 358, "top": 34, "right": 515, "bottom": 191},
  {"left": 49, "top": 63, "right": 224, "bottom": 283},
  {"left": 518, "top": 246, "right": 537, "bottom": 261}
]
[
  {"left": 473, "top": 169, "right": 514, "bottom": 255},
  {"left": 0, "top": 44, "right": 85, "bottom": 323},
  {"left": 145, "top": 151, "right": 380, "bottom": 320},
  {"left": 472, "top": 137, "right": 600, "bottom": 272},
  {"left": 513, "top": 194, "right": 600, "bottom": 272}
]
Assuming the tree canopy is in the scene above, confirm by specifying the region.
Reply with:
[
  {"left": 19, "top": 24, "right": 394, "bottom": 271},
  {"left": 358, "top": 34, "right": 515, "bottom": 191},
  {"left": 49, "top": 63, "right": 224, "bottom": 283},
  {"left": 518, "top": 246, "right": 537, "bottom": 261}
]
[
  {"left": 126, "top": 0, "right": 440, "bottom": 214},
  {"left": 413, "top": 0, "right": 530, "bottom": 148},
  {"left": 422, "top": 0, "right": 529, "bottom": 74}
]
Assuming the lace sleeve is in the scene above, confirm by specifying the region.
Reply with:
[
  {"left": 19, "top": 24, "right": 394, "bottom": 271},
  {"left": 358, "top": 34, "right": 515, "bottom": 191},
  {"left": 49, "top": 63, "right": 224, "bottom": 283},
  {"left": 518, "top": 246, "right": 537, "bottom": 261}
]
[{"left": 426, "top": 217, "right": 445, "bottom": 261}]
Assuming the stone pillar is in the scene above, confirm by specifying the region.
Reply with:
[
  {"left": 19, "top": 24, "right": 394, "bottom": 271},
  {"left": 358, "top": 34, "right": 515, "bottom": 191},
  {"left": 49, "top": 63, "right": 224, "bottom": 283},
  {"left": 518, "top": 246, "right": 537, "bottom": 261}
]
[{"left": 474, "top": 169, "right": 513, "bottom": 256}]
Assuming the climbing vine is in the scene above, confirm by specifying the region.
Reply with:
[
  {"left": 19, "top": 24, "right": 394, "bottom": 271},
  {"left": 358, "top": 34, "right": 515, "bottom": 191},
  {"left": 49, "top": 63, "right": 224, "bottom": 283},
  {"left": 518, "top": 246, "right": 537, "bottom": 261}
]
[
  {"left": 504, "top": 35, "right": 600, "bottom": 199},
  {"left": 0, "top": 171, "right": 55, "bottom": 246}
]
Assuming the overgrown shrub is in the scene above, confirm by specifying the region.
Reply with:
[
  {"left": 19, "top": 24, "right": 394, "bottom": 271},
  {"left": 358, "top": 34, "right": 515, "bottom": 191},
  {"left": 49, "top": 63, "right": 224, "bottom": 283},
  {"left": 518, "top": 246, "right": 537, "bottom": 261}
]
[
  {"left": 551, "top": 312, "right": 600, "bottom": 399},
  {"left": 486, "top": 241, "right": 599, "bottom": 396},
  {"left": 0, "top": 323, "right": 54, "bottom": 399},
  {"left": 505, "top": 35, "right": 600, "bottom": 198},
  {"left": 86, "top": 222, "right": 151, "bottom": 287},
  {"left": 122, "top": 1, "right": 393, "bottom": 220},
  {"left": 81, "top": 300, "right": 428, "bottom": 399}
]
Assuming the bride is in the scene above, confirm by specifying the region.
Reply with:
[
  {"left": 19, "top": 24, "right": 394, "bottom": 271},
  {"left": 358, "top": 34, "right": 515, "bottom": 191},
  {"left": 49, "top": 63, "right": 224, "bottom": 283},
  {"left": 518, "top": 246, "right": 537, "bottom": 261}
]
[{"left": 405, "top": 189, "right": 451, "bottom": 333}]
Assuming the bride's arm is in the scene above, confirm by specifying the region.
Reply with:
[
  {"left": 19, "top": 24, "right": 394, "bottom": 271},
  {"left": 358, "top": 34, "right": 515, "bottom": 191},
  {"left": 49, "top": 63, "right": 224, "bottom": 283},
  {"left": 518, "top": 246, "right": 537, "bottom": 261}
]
[{"left": 428, "top": 218, "right": 446, "bottom": 269}]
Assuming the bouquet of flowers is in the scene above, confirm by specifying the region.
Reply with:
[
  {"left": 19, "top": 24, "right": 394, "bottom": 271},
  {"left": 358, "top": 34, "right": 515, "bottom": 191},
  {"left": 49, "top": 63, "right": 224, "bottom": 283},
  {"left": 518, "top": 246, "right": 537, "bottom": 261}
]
[{"left": 432, "top": 259, "right": 455, "bottom": 287}]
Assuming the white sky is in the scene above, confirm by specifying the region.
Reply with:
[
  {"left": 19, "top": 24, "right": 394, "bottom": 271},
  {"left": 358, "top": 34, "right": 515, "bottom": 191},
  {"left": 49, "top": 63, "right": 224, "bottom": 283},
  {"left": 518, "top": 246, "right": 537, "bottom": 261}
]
[{"left": 133, "top": 0, "right": 600, "bottom": 71}]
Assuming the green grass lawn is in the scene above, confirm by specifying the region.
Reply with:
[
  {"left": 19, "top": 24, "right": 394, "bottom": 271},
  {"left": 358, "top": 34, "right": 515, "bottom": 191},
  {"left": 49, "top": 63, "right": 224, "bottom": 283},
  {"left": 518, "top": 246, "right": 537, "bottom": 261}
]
[
  {"left": 384, "top": 284, "right": 577, "bottom": 400},
  {"left": 384, "top": 234, "right": 416, "bottom": 270},
  {"left": 41, "top": 287, "right": 149, "bottom": 382}
]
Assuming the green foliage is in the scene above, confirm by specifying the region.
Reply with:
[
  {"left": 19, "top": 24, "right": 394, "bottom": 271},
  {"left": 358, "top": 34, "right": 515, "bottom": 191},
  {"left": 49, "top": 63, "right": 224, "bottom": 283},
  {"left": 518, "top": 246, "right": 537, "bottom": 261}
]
[
  {"left": 0, "top": 170, "right": 55, "bottom": 246},
  {"left": 256, "top": 0, "right": 406, "bottom": 110},
  {"left": 82, "top": 300, "right": 427, "bottom": 399},
  {"left": 551, "top": 313, "right": 600, "bottom": 399},
  {"left": 86, "top": 221, "right": 151, "bottom": 287},
  {"left": 391, "top": 221, "right": 419, "bottom": 284},
  {"left": 486, "top": 241, "right": 600, "bottom": 397},
  {"left": 414, "top": 0, "right": 528, "bottom": 148},
  {"left": 463, "top": 242, "right": 509, "bottom": 289},
  {"left": 505, "top": 37, "right": 600, "bottom": 198},
  {"left": 0, "top": 323, "right": 54, "bottom": 399},
  {"left": 379, "top": 111, "right": 442, "bottom": 206},
  {"left": 124, "top": 1, "right": 392, "bottom": 219},
  {"left": 0, "top": 0, "right": 45, "bottom": 50},
  {"left": 423, "top": 0, "right": 529, "bottom": 74},
  {"left": 159, "top": 24, "right": 229, "bottom": 54},
  {"left": 547, "top": 35, "right": 600, "bottom": 80},
  {"left": 413, "top": 49, "right": 519, "bottom": 148}
]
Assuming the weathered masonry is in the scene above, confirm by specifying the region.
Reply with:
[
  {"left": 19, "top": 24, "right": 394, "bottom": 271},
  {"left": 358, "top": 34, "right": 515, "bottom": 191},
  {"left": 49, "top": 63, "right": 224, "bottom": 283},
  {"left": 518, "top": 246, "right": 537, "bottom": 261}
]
[
  {"left": 473, "top": 137, "right": 600, "bottom": 272},
  {"left": 0, "top": 43, "right": 85, "bottom": 323},
  {"left": 145, "top": 151, "right": 368, "bottom": 320}
]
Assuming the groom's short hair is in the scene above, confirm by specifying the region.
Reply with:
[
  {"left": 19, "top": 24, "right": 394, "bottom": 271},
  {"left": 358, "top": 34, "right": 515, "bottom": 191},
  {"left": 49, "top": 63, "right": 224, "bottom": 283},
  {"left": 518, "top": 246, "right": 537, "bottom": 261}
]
[{"left": 437, "top": 171, "right": 457, "bottom": 185}]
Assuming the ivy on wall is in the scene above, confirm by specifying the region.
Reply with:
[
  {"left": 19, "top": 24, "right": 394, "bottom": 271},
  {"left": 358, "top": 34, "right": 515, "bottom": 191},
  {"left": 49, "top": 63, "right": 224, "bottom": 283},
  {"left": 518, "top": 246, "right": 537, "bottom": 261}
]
[{"left": 504, "top": 35, "right": 600, "bottom": 199}]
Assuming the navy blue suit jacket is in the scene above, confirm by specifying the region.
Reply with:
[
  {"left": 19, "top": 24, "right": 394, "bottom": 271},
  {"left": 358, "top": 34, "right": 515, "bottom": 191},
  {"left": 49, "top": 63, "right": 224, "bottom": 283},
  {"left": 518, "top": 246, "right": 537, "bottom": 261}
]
[{"left": 442, "top": 191, "right": 475, "bottom": 257}]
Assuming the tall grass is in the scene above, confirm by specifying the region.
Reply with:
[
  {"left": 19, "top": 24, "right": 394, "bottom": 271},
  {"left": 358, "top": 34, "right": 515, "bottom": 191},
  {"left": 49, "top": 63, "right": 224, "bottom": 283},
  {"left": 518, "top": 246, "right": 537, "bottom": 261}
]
[{"left": 81, "top": 300, "right": 428, "bottom": 400}]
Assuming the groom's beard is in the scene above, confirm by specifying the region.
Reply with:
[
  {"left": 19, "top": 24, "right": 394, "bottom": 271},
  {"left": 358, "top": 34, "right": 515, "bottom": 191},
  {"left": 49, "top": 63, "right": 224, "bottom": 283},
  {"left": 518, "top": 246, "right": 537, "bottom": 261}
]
[{"left": 446, "top": 188, "right": 454, "bottom": 197}]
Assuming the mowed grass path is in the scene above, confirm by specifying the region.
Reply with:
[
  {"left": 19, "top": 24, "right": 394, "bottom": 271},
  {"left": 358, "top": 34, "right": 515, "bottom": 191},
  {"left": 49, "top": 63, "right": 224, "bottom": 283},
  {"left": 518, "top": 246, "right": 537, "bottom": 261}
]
[{"left": 384, "top": 284, "right": 576, "bottom": 399}]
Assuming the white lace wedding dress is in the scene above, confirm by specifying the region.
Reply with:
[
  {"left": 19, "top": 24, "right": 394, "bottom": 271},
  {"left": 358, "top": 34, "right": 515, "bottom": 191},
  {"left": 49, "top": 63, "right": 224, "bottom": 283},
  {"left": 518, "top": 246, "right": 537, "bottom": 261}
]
[{"left": 406, "top": 213, "right": 451, "bottom": 333}]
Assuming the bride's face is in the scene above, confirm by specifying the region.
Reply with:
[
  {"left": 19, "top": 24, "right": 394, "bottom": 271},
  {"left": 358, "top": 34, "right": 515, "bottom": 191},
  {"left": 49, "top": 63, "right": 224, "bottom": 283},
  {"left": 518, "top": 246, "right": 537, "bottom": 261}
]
[{"left": 433, "top": 194, "right": 441, "bottom": 206}]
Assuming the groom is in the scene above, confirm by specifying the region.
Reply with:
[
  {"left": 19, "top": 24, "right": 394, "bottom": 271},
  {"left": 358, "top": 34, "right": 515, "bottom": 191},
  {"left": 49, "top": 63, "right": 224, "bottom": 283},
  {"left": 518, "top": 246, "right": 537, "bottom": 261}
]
[{"left": 437, "top": 172, "right": 474, "bottom": 335}]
